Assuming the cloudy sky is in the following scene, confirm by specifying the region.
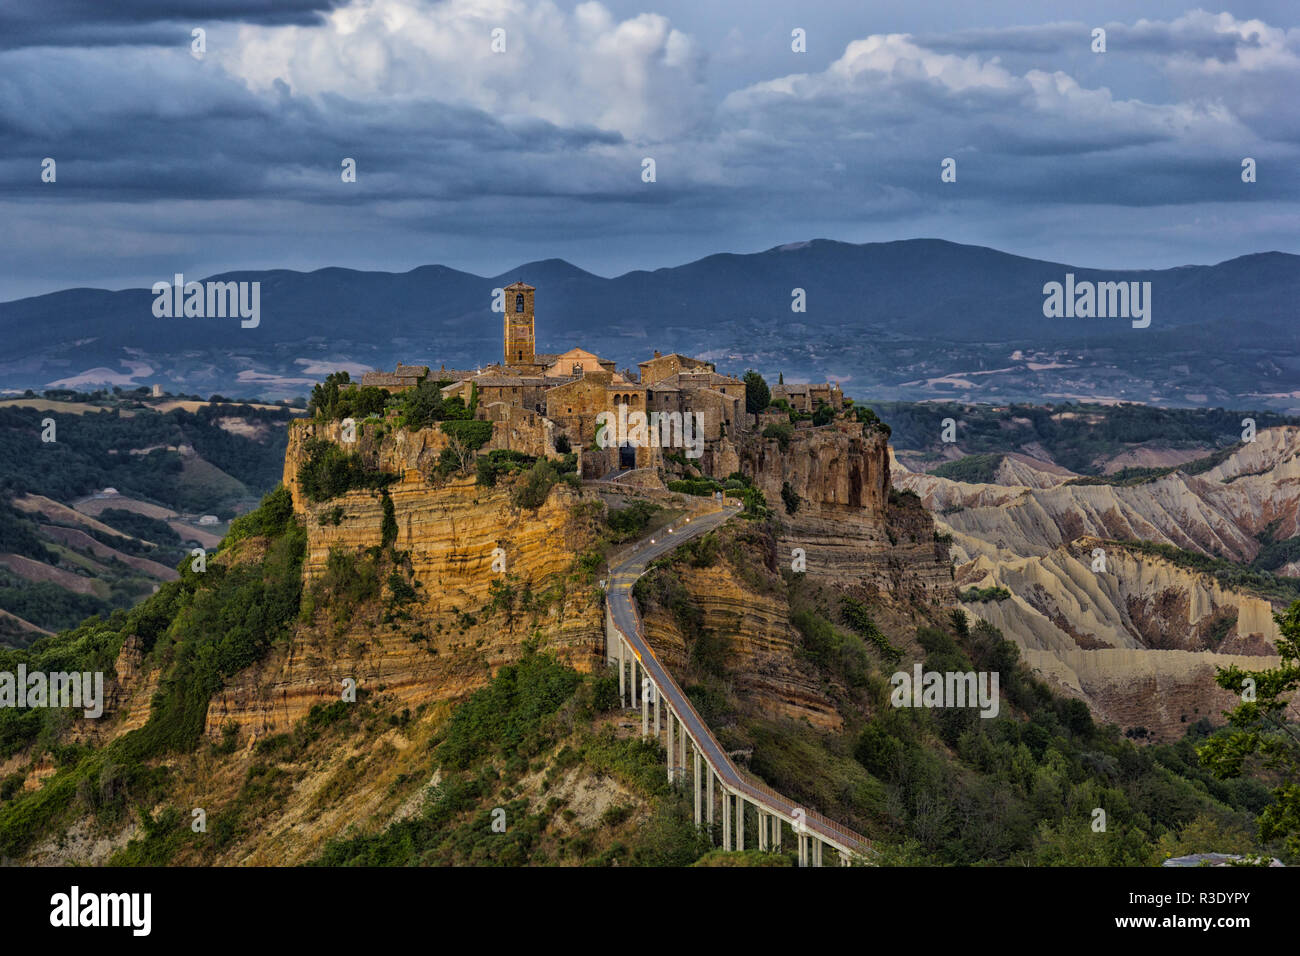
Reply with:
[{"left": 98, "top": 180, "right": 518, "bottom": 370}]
[{"left": 1, "top": 0, "right": 1297, "bottom": 299}]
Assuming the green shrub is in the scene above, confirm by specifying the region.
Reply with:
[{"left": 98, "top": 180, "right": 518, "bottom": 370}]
[
  {"left": 510, "top": 459, "right": 559, "bottom": 510},
  {"left": 441, "top": 419, "right": 493, "bottom": 451},
  {"left": 667, "top": 478, "right": 722, "bottom": 497},
  {"left": 839, "top": 596, "right": 901, "bottom": 663},
  {"left": 762, "top": 422, "right": 794, "bottom": 450},
  {"left": 317, "top": 547, "right": 382, "bottom": 612},
  {"left": 476, "top": 449, "right": 535, "bottom": 487},
  {"left": 437, "top": 650, "right": 582, "bottom": 769},
  {"left": 381, "top": 491, "right": 398, "bottom": 549},
  {"left": 296, "top": 439, "right": 394, "bottom": 503},
  {"left": 226, "top": 485, "right": 295, "bottom": 543},
  {"left": 607, "top": 500, "right": 659, "bottom": 541}
]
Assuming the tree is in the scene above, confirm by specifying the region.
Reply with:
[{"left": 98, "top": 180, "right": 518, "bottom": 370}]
[
  {"left": 1198, "top": 599, "right": 1300, "bottom": 857},
  {"left": 308, "top": 371, "right": 352, "bottom": 419},
  {"left": 778, "top": 372, "right": 784, "bottom": 385},
  {"left": 441, "top": 434, "right": 476, "bottom": 476},
  {"left": 399, "top": 379, "right": 446, "bottom": 428},
  {"left": 743, "top": 370, "right": 770, "bottom": 415}
]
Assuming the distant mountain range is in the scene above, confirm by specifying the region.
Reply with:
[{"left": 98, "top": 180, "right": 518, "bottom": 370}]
[{"left": 3, "top": 238, "right": 1297, "bottom": 410}]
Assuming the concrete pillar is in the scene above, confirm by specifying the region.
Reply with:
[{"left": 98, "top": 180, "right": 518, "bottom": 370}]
[
  {"left": 693, "top": 750, "right": 702, "bottom": 826},
  {"left": 666, "top": 710, "right": 674, "bottom": 784},
  {"left": 798, "top": 834, "right": 807, "bottom": 868},
  {"left": 773, "top": 817, "right": 782, "bottom": 852},
  {"left": 839, "top": 849, "right": 850, "bottom": 867},
  {"left": 679, "top": 722, "right": 687, "bottom": 775},
  {"left": 641, "top": 684, "right": 648, "bottom": 737},
  {"left": 721, "top": 792, "right": 730, "bottom": 850},
  {"left": 813, "top": 840, "right": 823, "bottom": 868},
  {"left": 736, "top": 797, "right": 744, "bottom": 851},
  {"left": 758, "top": 811, "right": 767, "bottom": 852},
  {"left": 630, "top": 660, "right": 637, "bottom": 708},
  {"left": 653, "top": 692, "right": 660, "bottom": 737},
  {"left": 618, "top": 640, "right": 625, "bottom": 706},
  {"left": 706, "top": 772, "right": 715, "bottom": 829}
]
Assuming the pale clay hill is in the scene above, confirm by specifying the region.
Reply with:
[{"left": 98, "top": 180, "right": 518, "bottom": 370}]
[{"left": 892, "top": 427, "right": 1300, "bottom": 739}]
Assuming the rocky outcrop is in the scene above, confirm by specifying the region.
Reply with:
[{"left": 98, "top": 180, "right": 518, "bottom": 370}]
[
  {"left": 741, "top": 424, "right": 953, "bottom": 602},
  {"left": 207, "top": 428, "right": 609, "bottom": 739},
  {"left": 638, "top": 532, "right": 844, "bottom": 731},
  {"left": 742, "top": 422, "right": 890, "bottom": 519}
]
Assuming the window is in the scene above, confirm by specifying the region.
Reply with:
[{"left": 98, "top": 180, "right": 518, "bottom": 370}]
[{"left": 515, "top": 293, "right": 524, "bottom": 313}]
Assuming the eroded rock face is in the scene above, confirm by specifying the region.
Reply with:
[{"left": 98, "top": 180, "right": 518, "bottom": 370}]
[
  {"left": 1019, "top": 646, "right": 1272, "bottom": 741},
  {"left": 740, "top": 423, "right": 953, "bottom": 601},
  {"left": 894, "top": 431, "right": 1300, "bottom": 741},
  {"left": 218, "top": 417, "right": 952, "bottom": 740},
  {"left": 640, "top": 558, "right": 845, "bottom": 732},
  {"left": 741, "top": 422, "right": 890, "bottom": 519},
  {"left": 894, "top": 427, "right": 1300, "bottom": 565},
  {"left": 209, "top": 432, "right": 606, "bottom": 739}
]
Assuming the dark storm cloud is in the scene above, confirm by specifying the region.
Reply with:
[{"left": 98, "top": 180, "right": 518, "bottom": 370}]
[
  {"left": 0, "top": 1, "right": 1296, "bottom": 300},
  {"left": 915, "top": 23, "right": 1091, "bottom": 54},
  {"left": 917, "top": 17, "right": 1264, "bottom": 61},
  {"left": 0, "top": 0, "right": 344, "bottom": 50}
]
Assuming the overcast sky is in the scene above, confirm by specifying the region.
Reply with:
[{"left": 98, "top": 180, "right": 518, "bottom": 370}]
[{"left": 1, "top": 0, "right": 1297, "bottom": 299}]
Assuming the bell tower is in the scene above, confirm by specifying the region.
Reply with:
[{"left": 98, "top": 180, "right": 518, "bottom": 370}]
[{"left": 503, "top": 281, "right": 535, "bottom": 367}]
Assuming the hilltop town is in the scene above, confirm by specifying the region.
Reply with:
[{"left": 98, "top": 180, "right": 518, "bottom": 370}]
[{"left": 355, "top": 282, "right": 844, "bottom": 478}]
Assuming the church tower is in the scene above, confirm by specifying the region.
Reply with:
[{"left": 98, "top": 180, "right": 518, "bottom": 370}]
[{"left": 503, "top": 281, "right": 535, "bottom": 367}]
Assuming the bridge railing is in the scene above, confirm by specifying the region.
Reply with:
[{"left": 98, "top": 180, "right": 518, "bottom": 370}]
[
  {"left": 608, "top": 575, "right": 872, "bottom": 857},
  {"left": 640, "top": 618, "right": 872, "bottom": 855}
]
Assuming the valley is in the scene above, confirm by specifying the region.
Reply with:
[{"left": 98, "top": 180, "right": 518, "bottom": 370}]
[
  {"left": 0, "top": 391, "right": 300, "bottom": 644},
  {"left": 0, "top": 376, "right": 1290, "bottom": 865}
]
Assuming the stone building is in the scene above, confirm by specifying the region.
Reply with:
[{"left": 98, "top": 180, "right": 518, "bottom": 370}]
[
  {"left": 360, "top": 363, "right": 479, "bottom": 392},
  {"left": 442, "top": 371, "right": 552, "bottom": 414},
  {"left": 639, "top": 351, "right": 714, "bottom": 386},
  {"left": 361, "top": 364, "right": 429, "bottom": 391},
  {"left": 341, "top": 282, "right": 765, "bottom": 479},
  {"left": 503, "top": 281, "right": 536, "bottom": 367},
  {"left": 772, "top": 381, "right": 845, "bottom": 412},
  {"left": 546, "top": 347, "right": 619, "bottom": 379}
]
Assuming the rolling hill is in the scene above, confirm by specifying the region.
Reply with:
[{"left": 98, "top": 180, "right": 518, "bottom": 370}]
[{"left": 2, "top": 239, "right": 1297, "bottom": 411}]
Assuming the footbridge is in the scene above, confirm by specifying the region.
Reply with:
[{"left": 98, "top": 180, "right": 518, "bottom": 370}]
[{"left": 603, "top": 498, "right": 872, "bottom": 866}]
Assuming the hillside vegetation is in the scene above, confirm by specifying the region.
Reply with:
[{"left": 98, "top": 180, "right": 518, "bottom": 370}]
[
  {"left": 630, "top": 519, "right": 1282, "bottom": 865},
  {"left": 0, "top": 394, "right": 296, "bottom": 644}
]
